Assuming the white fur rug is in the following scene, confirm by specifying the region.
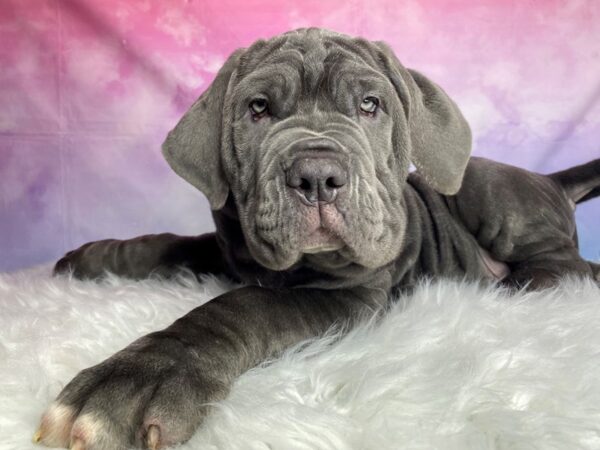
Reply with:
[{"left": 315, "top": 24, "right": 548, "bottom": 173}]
[{"left": 2, "top": 266, "right": 600, "bottom": 450}]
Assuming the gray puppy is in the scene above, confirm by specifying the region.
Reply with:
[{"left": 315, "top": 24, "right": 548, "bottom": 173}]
[{"left": 36, "top": 28, "right": 600, "bottom": 450}]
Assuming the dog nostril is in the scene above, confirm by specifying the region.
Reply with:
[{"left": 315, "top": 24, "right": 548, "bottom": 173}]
[
  {"left": 325, "top": 177, "right": 342, "bottom": 189},
  {"left": 299, "top": 178, "right": 311, "bottom": 191}
]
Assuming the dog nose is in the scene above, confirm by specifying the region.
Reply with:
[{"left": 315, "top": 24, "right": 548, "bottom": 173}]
[{"left": 286, "top": 157, "right": 347, "bottom": 204}]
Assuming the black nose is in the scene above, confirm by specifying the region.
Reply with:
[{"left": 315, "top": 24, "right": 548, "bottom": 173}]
[{"left": 286, "top": 157, "right": 347, "bottom": 204}]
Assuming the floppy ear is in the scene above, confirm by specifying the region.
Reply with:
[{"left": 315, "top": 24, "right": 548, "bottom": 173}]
[
  {"left": 162, "top": 49, "right": 244, "bottom": 210},
  {"left": 376, "top": 43, "right": 472, "bottom": 195}
]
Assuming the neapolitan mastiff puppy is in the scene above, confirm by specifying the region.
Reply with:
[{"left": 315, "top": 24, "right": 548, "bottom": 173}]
[{"left": 36, "top": 28, "right": 600, "bottom": 450}]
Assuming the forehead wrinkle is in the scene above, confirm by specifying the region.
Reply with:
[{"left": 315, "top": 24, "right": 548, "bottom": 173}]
[
  {"left": 238, "top": 30, "right": 382, "bottom": 81},
  {"left": 328, "top": 61, "right": 390, "bottom": 102},
  {"left": 236, "top": 63, "right": 300, "bottom": 97},
  {"left": 320, "top": 46, "right": 385, "bottom": 94},
  {"left": 301, "top": 39, "right": 329, "bottom": 93},
  {"left": 236, "top": 48, "right": 305, "bottom": 99},
  {"left": 238, "top": 35, "right": 289, "bottom": 76},
  {"left": 301, "top": 61, "right": 323, "bottom": 96},
  {"left": 262, "top": 48, "right": 305, "bottom": 69},
  {"left": 235, "top": 32, "right": 390, "bottom": 116},
  {"left": 243, "top": 32, "right": 378, "bottom": 88},
  {"left": 326, "top": 36, "right": 380, "bottom": 70},
  {"left": 337, "top": 66, "right": 389, "bottom": 88},
  {"left": 264, "top": 40, "right": 328, "bottom": 97}
]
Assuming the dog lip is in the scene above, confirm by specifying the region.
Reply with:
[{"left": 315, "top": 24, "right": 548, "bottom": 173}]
[{"left": 301, "top": 227, "right": 344, "bottom": 254}]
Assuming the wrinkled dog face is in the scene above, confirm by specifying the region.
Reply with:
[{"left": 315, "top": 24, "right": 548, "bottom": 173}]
[
  {"left": 163, "top": 28, "right": 472, "bottom": 272},
  {"left": 228, "top": 34, "right": 408, "bottom": 270}
]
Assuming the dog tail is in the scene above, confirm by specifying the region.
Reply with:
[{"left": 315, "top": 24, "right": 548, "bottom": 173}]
[{"left": 549, "top": 158, "right": 600, "bottom": 204}]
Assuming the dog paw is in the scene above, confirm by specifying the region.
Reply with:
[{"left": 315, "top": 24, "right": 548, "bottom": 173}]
[
  {"left": 35, "top": 336, "right": 227, "bottom": 449},
  {"left": 52, "top": 241, "right": 108, "bottom": 279}
]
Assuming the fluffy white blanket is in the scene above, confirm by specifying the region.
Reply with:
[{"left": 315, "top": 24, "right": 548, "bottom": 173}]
[{"left": 2, "top": 266, "right": 600, "bottom": 450}]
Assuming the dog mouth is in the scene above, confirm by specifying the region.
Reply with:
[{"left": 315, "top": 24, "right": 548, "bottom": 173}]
[
  {"left": 301, "top": 227, "right": 344, "bottom": 254},
  {"left": 298, "top": 203, "right": 345, "bottom": 254}
]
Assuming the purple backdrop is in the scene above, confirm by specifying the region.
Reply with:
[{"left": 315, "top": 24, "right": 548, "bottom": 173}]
[{"left": 0, "top": 0, "right": 598, "bottom": 272}]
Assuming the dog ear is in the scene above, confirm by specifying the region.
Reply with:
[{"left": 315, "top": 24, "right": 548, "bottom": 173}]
[
  {"left": 162, "top": 49, "right": 244, "bottom": 210},
  {"left": 376, "top": 42, "right": 472, "bottom": 195}
]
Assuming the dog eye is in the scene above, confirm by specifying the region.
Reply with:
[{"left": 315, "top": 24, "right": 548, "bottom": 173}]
[
  {"left": 360, "top": 97, "right": 379, "bottom": 115},
  {"left": 249, "top": 99, "right": 269, "bottom": 118}
]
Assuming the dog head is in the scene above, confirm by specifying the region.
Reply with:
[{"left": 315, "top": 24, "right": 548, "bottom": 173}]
[{"left": 163, "top": 28, "right": 471, "bottom": 271}]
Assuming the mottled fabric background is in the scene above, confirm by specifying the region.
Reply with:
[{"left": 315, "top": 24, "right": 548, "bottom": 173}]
[{"left": 0, "top": 0, "right": 598, "bottom": 272}]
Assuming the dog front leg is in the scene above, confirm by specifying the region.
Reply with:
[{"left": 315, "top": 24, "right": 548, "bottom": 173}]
[
  {"left": 53, "top": 232, "right": 226, "bottom": 280},
  {"left": 35, "top": 285, "right": 385, "bottom": 449}
]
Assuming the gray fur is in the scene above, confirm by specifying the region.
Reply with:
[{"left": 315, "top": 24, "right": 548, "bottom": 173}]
[
  {"left": 162, "top": 49, "right": 245, "bottom": 210},
  {"left": 163, "top": 29, "right": 472, "bottom": 271},
  {"left": 40, "top": 28, "right": 600, "bottom": 450}
]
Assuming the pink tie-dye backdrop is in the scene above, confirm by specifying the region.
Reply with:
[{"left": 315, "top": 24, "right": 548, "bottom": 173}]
[{"left": 0, "top": 0, "right": 598, "bottom": 272}]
